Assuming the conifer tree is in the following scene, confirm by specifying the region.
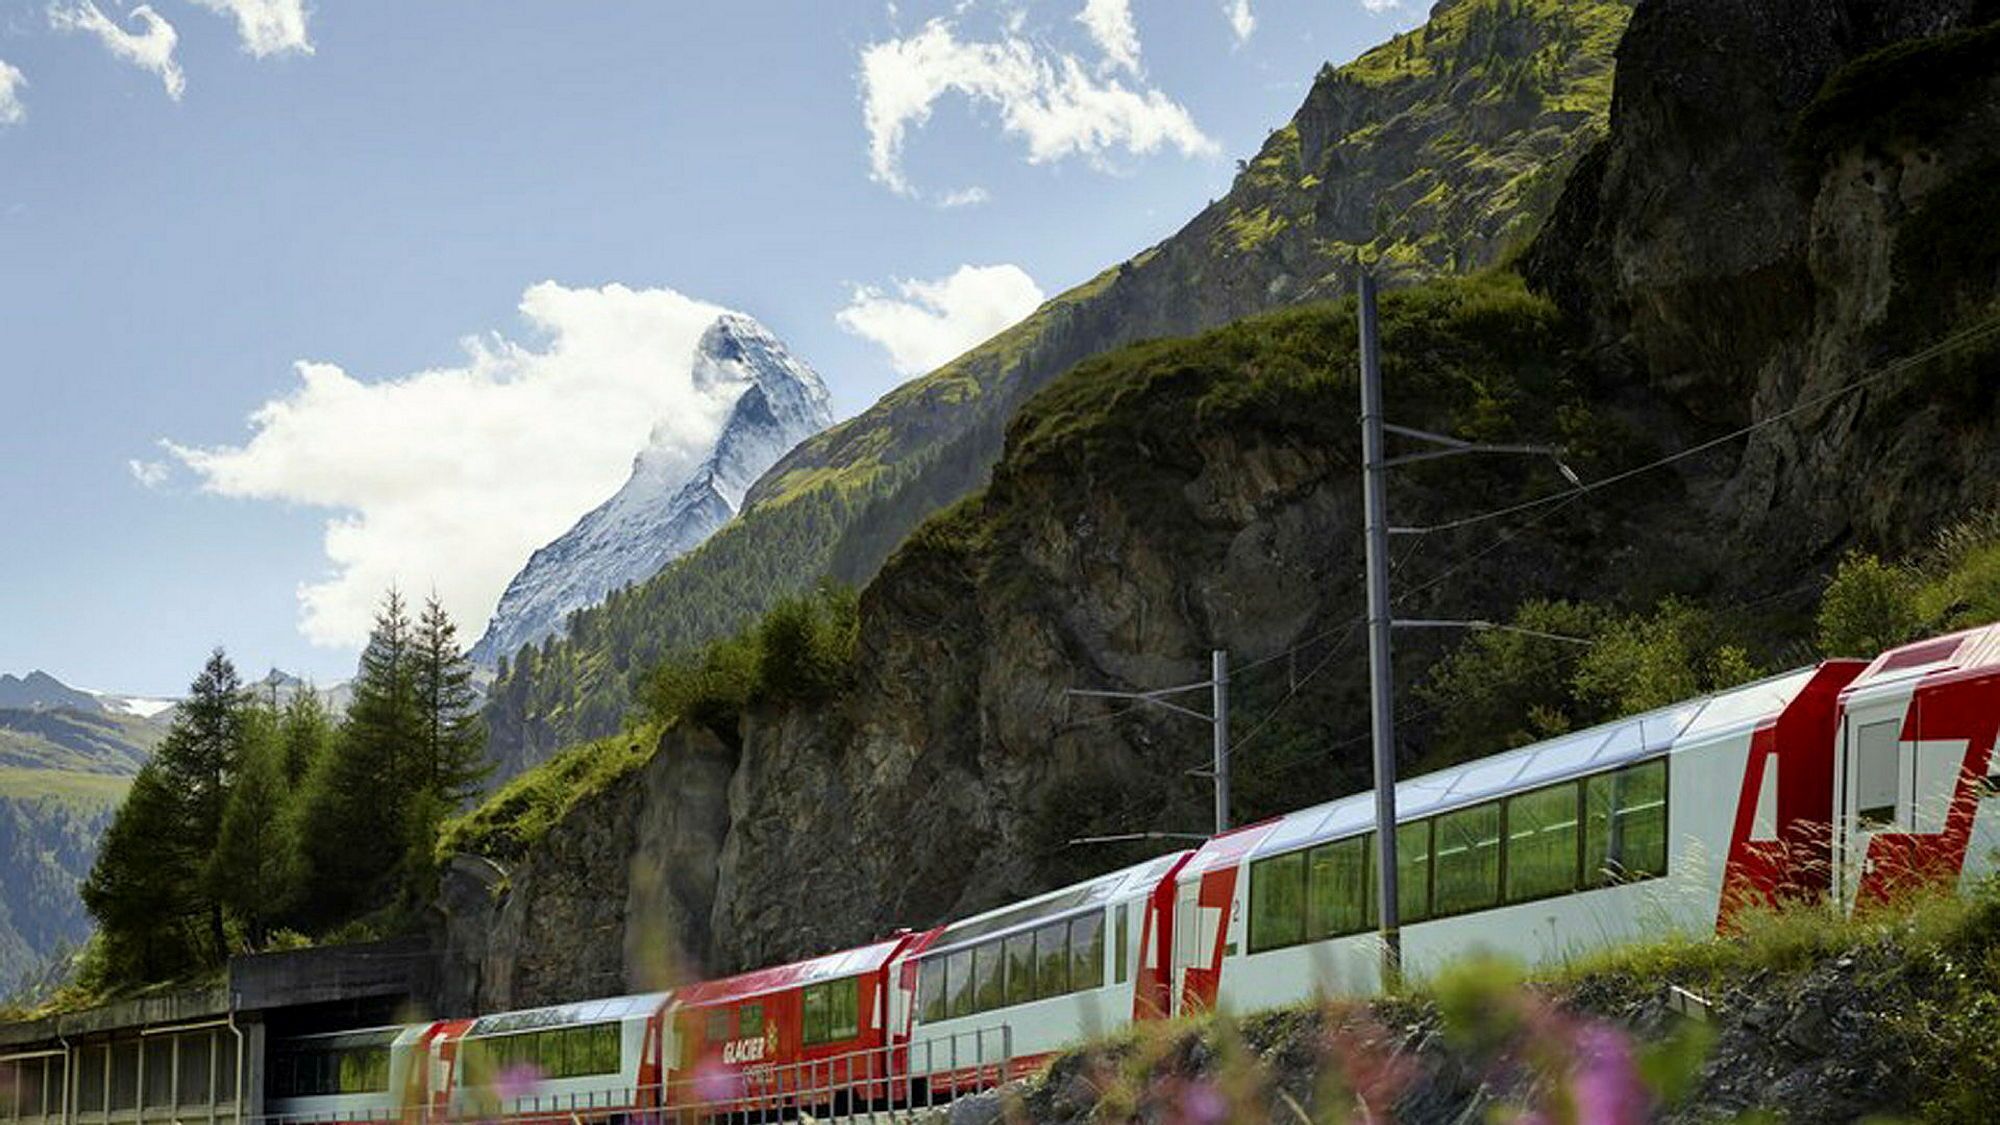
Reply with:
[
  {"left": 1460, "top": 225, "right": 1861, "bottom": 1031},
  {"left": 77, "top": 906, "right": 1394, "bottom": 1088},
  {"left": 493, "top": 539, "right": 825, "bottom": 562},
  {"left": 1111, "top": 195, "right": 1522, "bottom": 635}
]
[
  {"left": 209, "top": 707, "right": 290, "bottom": 947},
  {"left": 78, "top": 763, "right": 206, "bottom": 984},
  {"left": 154, "top": 649, "right": 245, "bottom": 959},
  {"left": 414, "top": 594, "right": 490, "bottom": 804},
  {"left": 277, "top": 687, "right": 336, "bottom": 786},
  {"left": 296, "top": 590, "right": 425, "bottom": 925}
]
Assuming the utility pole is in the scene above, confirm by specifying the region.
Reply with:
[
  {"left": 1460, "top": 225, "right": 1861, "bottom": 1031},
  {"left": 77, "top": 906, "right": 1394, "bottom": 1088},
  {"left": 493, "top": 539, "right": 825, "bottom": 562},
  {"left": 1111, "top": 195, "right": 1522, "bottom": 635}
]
[
  {"left": 1212, "top": 649, "right": 1231, "bottom": 838},
  {"left": 1358, "top": 271, "right": 1403, "bottom": 990},
  {"left": 1357, "top": 271, "right": 1580, "bottom": 992},
  {"left": 1068, "top": 648, "right": 1233, "bottom": 835}
]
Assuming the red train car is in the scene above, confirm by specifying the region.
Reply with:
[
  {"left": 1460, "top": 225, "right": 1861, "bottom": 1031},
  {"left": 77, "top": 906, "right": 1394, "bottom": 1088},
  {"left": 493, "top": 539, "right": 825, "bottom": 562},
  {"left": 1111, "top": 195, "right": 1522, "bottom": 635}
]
[{"left": 664, "top": 932, "right": 935, "bottom": 1118}]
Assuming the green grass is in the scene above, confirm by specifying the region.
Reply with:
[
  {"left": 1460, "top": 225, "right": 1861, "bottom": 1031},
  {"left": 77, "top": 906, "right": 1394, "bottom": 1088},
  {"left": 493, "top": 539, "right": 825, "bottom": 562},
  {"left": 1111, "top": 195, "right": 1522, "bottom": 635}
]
[
  {"left": 0, "top": 767, "right": 131, "bottom": 810},
  {"left": 437, "top": 725, "right": 661, "bottom": 864}
]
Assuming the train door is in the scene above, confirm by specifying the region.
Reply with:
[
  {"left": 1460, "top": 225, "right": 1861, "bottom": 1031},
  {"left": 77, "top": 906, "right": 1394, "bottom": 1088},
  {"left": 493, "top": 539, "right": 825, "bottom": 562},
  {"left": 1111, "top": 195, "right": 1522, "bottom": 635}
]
[
  {"left": 1837, "top": 702, "right": 1913, "bottom": 911},
  {"left": 1171, "top": 880, "right": 1198, "bottom": 1015}
]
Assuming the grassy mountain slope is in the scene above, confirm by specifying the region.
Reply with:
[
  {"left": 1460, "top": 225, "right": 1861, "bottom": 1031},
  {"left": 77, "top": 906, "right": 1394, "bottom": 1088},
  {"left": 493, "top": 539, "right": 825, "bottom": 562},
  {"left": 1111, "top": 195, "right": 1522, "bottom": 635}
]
[
  {"left": 482, "top": 0, "right": 1636, "bottom": 774},
  {"left": 0, "top": 708, "right": 159, "bottom": 995}
]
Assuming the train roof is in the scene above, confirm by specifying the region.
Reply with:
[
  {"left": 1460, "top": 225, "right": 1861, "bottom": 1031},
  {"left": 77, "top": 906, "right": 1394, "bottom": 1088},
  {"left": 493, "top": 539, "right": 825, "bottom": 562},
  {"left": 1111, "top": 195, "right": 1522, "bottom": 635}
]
[
  {"left": 671, "top": 935, "right": 914, "bottom": 1009},
  {"left": 464, "top": 992, "right": 671, "bottom": 1038},
  {"left": 922, "top": 851, "right": 1189, "bottom": 958},
  {"left": 1184, "top": 663, "right": 1830, "bottom": 876},
  {"left": 1844, "top": 622, "right": 2000, "bottom": 699}
]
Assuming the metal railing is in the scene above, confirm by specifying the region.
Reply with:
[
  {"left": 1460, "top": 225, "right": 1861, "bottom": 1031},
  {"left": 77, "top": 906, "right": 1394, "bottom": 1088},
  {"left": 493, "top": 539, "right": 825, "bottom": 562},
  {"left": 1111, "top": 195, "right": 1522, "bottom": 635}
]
[{"left": 253, "top": 1029, "right": 1014, "bottom": 1125}]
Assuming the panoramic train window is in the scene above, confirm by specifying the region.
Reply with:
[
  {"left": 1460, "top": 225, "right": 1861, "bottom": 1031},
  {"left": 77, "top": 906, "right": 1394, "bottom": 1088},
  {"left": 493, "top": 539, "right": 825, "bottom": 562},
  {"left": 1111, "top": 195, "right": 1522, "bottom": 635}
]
[
  {"left": 1585, "top": 759, "right": 1668, "bottom": 884},
  {"left": 1434, "top": 802, "right": 1502, "bottom": 916},
  {"left": 272, "top": 1042, "right": 391, "bottom": 1097},
  {"left": 918, "top": 957, "right": 948, "bottom": 1022},
  {"left": 1307, "top": 835, "right": 1369, "bottom": 939},
  {"left": 1069, "top": 911, "right": 1105, "bottom": 990},
  {"left": 1506, "top": 782, "right": 1582, "bottom": 903},
  {"left": 1248, "top": 849, "right": 1307, "bottom": 952},
  {"left": 947, "top": 949, "right": 975, "bottom": 1019},
  {"left": 1035, "top": 920, "right": 1070, "bottom": 999},
  {"left": 1004, "top": 931, "right": 1036, "bottom": 1006},
  {"left": 1397, "top": 820, "right": 1432, "bottom": 923},
  {"left": 973, "top": 941, "right": 1005, "bottom": 1012}
]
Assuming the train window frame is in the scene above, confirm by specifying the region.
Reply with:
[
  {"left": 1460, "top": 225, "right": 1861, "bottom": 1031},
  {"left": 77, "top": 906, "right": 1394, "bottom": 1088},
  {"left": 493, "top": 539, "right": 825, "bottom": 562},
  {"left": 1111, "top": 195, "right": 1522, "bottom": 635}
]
[
  {"left": 739, "top": 1003, "right": 764, "bottom": 1039},
  {"left": 918, "top": 956, "right": 949, "bottom": 1022},
  {"left": 802, "top": 986, "right": 830, "bottom": 1046},
  {"left": 1306, "top": 835, "right": 1370, "bottom": 941},
  {"left": 1504, "top": 781, "right": 1583, "bottom": 905},
  {"left": 1003, "top": 931, "right": 1036, "bottom": 1007},
  {"left": 1248, "top": 849, "right": 1307, "bottom": 953},
  {"left": 972, "top": 941, "right": 1005, "bottom": 1013},
  {"left": 1397, "top": 818, "right": 1433, "bottom": 924},
  {"left": 705, "top": 1009, "right": 732, "bottom": 1044},
  {"left": 1069, "top": 911, "right": 1106, "bottom": 991},
  {"left": 1853, "top": 719, "right": 1902, "bottom": 829},
  {"left": 1585, "top": 759, "right": 1670, "bottom": 886},
  {"left": 829, "top": 977, "right": 862, "bottom": 1042},
  {"left": 946, "top": 949, "right": 975, "bottom": 1019},
  {"left": 1432, "top": 800, "right": 1502, "bottom": 917},
  {"left": 1034, "top": 921, "right": 1070, "bottom": 1000}
]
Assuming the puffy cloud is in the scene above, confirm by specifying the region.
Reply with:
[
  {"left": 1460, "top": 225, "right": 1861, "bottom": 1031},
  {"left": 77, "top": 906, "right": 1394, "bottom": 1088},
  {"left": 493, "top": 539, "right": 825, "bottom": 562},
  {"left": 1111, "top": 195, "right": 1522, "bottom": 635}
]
[
  {"left": 859, "top": 18, "right": 1216, "bottom": 197},
  {"left": 165, "top": 282, "right": 747, "bottom": 649},
  {"left": 1076, "top": 0, "right": 1141, "bottom": 75},
  {"left": 1224, "top": 0, "right": 1255, "bottom": 41},
  {"left": 837, "top": 263, "right": 1044, "bottom": 376},
  {"left": 188, "top": 0, "right": 312, "bottom": 57},
  {"left": 0, "top": 61, "right": 24, "bottom": 125},
  {"left": 937, "top": 185, "right": 991, "bottom": 208},
  {"left": 1359, "top": 0, "right": 1400, "bottom": 11},
  {"left": 48, "top": 2, "right": 185, "bottom": 101}
]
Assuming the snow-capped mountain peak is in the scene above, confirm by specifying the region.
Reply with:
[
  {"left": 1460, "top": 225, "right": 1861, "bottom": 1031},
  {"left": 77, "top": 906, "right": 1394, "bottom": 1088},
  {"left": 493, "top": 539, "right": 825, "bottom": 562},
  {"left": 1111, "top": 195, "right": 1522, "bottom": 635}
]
[{"left": 469, "top": 312, "right": 832, "bottom": 666}]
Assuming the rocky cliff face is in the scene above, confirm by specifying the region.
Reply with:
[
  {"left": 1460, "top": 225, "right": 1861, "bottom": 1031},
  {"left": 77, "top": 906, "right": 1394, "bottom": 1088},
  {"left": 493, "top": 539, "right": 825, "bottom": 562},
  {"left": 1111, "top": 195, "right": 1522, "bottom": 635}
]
[
  {"left": 442, "top": 0, "right": 2000, "bottom": 1006},
  {"left": 481, "top": 0, "right": 1636, "bottom": 769},
  {"left": 470, "top": 315, "right": 832, "bottom": 680}
]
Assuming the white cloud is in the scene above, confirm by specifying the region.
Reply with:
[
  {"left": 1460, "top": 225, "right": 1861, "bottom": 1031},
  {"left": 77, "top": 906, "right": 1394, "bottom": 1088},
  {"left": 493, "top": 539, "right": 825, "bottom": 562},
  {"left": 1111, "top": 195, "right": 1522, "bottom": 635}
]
[
  {"left": 937, "top": 185, "right": 991, "bottom": 208},
  {"left": 48, "top": 2, "right": 185, "bottom": 101},
  {"left": 1077, "top": 0, "right": 1141, "bottom": 75},
  {"left": 1224, "top": 0, "right": 1255, "bottom": 41},
  {"left": 859, "top": 18, "right": 1217, "bottom": 197},
  {"left": 165, "top": 282, "right": 748, "bottom": 649},
  {"left": 837, "top": 263, "right": 1045, "bottom": 376},
  {"left": 0, "top": 61, "right": 24, "bottom": 125},
  {"left": 128, "top": 458, "right": 170, "bottom": 488},
  {"left": 188, "top": 0, "right": 312, "bottom": 57}
]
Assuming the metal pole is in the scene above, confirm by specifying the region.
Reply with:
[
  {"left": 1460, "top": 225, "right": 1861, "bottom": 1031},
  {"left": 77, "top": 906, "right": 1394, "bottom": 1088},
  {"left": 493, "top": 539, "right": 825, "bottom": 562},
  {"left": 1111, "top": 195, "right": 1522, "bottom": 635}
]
[
  {"left": 1211, "top": 649, "right": 1230, "bottom": 834},
  {"left": 1358, "top": 270, "right": 1403, "bottom": 989}
]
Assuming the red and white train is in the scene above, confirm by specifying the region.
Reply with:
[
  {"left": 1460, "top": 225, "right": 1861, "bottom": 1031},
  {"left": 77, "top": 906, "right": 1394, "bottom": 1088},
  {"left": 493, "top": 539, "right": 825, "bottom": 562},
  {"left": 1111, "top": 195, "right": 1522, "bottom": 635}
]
[{"left": 266, "top": 624, "right": 2000, "bottom": 1123}]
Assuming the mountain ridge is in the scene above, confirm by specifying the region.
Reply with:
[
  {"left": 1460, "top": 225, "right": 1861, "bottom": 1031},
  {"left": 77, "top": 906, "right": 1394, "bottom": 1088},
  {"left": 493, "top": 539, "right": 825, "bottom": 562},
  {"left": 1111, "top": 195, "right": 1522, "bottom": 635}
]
[{"left": 482, "top": 0, "right": 1637, "bottom": 770}]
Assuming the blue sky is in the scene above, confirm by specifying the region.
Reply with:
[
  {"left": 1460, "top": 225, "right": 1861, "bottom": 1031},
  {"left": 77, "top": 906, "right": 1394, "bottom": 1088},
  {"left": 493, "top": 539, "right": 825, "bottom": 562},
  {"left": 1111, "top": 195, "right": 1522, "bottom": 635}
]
[{"left": 0, "top": 0, "right": 1420, "bottom": 696}]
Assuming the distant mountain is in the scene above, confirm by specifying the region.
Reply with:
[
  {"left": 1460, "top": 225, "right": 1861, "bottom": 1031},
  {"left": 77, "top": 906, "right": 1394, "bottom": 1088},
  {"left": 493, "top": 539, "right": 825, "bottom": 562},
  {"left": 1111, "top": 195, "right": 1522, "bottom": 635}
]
[
  {"left": 0, "top": 671, "right": 104, "bottom": 714},
  {"left": 469, "top": 313, "right": 832, "bottom": 673},
  {"left": 248, "top": 668, "right": 353, "bottom": 715},
  {"left": 483, "top": 0, "right": 1635, "bottom": 764},
  {"left": 0, "top": 670, "right": 165, "bottom": 996}
]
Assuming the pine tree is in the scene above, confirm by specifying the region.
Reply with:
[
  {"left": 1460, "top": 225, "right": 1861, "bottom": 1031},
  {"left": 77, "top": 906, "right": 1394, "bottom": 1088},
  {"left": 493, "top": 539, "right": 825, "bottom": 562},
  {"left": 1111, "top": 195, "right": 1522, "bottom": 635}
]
[
  {"left": 296, "top": 590, "right": 425, "bottom": 926},
  {"left": 414, "top": 595, "right": 490, "bottom": 804},
  {"left": 78, "top": 763, "right": 207, "bottom": 984},
  {"left": 154, "top": 649, "right": 246, "bottom": 960},
  {"left": 277, "top": 687, "right": 336, "bottom": 786},
  {"left": 209, "top": 707, "right": 291, "bottom": 947}
]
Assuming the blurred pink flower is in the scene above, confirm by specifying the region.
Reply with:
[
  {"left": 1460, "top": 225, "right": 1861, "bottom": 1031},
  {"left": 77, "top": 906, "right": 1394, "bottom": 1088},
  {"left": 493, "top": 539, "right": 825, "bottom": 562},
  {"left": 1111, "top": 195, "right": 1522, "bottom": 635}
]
[
  {"left": 1567, "top": 1024, "right": 1649, "bottom": 1125},
  {"left": 494, "top": 1062, "right": 543, "bottom": 1104}
]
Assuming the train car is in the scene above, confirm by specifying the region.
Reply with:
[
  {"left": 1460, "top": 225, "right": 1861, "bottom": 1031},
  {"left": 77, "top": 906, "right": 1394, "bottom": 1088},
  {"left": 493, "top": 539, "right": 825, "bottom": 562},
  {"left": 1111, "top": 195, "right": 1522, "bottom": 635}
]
[
  {"left": 664, "top": 935, "right": 928, "bottom": 1118},
  {"left": 1831, "top": 623, "right": 2000, "bottom": 910},
  {"left": 904, "top": 851, "right": 1191, "bottom": 1089},
  {"left": 435, "top": 993, "right": 670, "bottom": 1123},
  {"left": 266, "top": 1023, "right": 438, "bottom": 1124},
  {"left": 1166, "top": 661, "right": 1865, "bottom": 1012}
]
